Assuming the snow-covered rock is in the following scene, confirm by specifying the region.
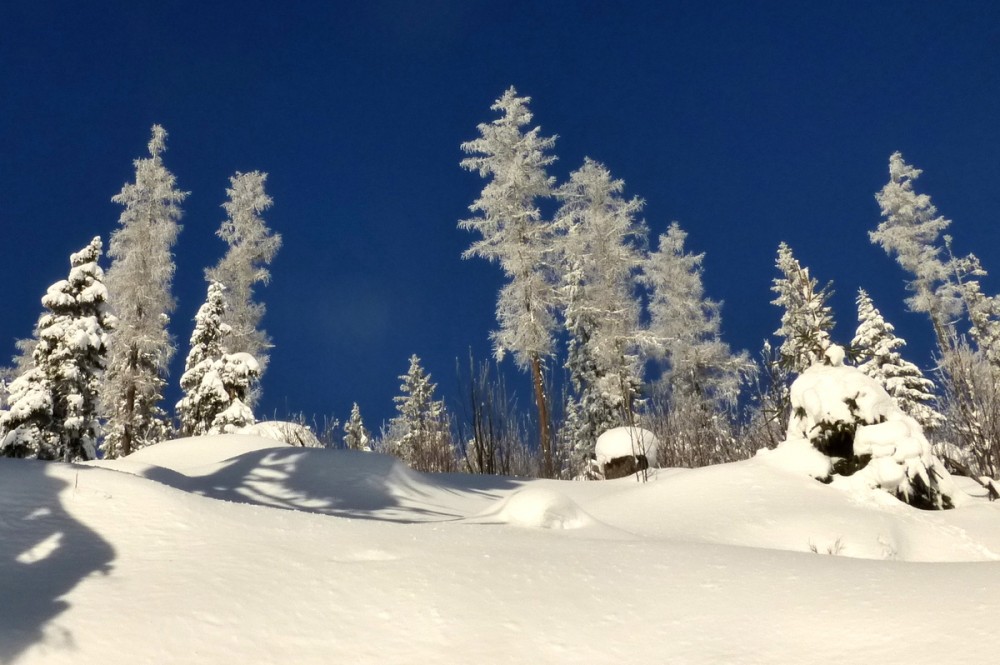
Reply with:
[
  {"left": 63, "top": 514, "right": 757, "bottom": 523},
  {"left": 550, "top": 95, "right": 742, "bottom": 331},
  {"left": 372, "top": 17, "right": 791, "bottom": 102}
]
[{"left": 595, "top": 426, "right": 659, "bottom": 467}]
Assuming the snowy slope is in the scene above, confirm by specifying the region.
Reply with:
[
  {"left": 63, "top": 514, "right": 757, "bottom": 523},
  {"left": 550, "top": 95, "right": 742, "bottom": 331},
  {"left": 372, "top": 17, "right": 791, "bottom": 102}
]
[{"left": 3, "top": 435, "right": 1000, "bottom": 664}]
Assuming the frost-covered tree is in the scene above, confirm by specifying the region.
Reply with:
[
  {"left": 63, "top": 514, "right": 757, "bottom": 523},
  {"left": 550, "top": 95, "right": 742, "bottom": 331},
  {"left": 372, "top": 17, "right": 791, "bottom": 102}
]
[
  {"left": 553, "top": 158, "right": 651, "bottom": 470},
  {"left": 1, "top": 237, "right": 115, "bottom": 461},
  {"left": 343, "top": 402, "right": 372, "bottom": 451},
  {"left": 641, "top": 223, "right": 753, "bottom": 466},
  {"left": 851, "top": 289, "right": 943, "bottom": 431},
  {"left": 871, "top": 152, "right": 959, "bottom": 347},
  {"left": 205, "top": 171, "right": 281, "bottom": 384},
  {"left": 177, "top": 282, "right": 260, "bottom": 436},
  {"left": 101, "top": 125, "right": 187, "bottom": 458},
  {"left": 460, "top": 86, "right": 559, "bottom": 477},
  {"left": 870, "top": 153, "right": 1000, "bottom": 479},
  {"left": 771, "top": 242, "right": 834, "bottom": 374},
  {"left": 386, "top": 355, "right": 455, "bottom": 472}
]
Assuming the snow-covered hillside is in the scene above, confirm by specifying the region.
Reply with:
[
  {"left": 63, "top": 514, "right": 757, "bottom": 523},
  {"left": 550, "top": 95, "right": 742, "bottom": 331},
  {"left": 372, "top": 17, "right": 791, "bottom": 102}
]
[{"left": 3, "top": 435, "right": 1000, "bottom": 664}]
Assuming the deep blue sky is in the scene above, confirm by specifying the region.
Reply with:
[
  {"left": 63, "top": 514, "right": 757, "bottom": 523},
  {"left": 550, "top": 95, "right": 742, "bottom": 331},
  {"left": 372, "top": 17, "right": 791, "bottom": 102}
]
[{"left": 3, "top": 1, "right": 999, "bottom": 435}]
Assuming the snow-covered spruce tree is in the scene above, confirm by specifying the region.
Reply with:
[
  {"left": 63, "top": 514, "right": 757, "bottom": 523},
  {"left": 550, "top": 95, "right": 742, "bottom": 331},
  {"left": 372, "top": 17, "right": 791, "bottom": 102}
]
[
  {"left": 552, "top": 158, "right": 651, "bottom": 473},
  {"left": 780, "top": 345, "right": 956, "bottom": 510},
  {"left": 205, "top": 171, "right": 281, "bottom": 387},
  {"left": 771, "top": 242, "right": 835, "bottom": 374},
  {"left": 207, "top": 353, "right": 260, "bottom": 434},
  {"left": 1, "top": 237, "right": 116, "bottom": 461},
  {"left": 460, "top": 86, "right": 559, "bottom": 477},
  {"left": 101, "top": 125, "right": 187, "bottom": 458},
  {"left": 851, "top": 289, "right": 943, "bottom": 431},
  {"left": 343, "top": 402, "right": 372, "bottom": 451},
  {"left": 640, "top": 222, "right": 753, "bottom": 466},
  {"left": 176, "top": 282, "right": 261, "bottom": 436},
  {"left": 177, "top": 282, "right": 230, "bottom": 436},
  {"left": 0, "top": 367, "right": 54, "bottom": 459},
  {"left": 386, "top": 355, "right": 455, "bottom": 472}
]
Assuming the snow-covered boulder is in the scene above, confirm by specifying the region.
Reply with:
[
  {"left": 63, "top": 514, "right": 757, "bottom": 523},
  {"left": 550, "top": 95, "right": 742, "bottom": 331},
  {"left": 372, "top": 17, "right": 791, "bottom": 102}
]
[
  {"left": 240, "top": 421, "right": 324, "bottom": 448},
  {"left": 776, "top": 346, "right": 956, "bottom": 509},
  {"left": 594, "top": 427, "right": 659, "bottom": 480}
]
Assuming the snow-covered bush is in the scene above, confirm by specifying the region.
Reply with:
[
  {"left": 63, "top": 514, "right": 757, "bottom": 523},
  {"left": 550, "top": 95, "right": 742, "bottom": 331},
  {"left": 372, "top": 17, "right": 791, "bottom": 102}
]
[
  {"left": 780, "top": 346, "right": 956, "bottom": 509},
  {"left": 240, "top": 420, "right": 323, "bottom": 448}
]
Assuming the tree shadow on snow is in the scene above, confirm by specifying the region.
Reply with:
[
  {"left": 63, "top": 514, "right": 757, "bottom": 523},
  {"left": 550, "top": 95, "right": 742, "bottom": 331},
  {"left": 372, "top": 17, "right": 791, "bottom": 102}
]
[
  {"left": 138, "top": 448, "right": 527, "bottom": 523},
  {"left": 0, "top": 460, "right": 115, "bottom": 664}
]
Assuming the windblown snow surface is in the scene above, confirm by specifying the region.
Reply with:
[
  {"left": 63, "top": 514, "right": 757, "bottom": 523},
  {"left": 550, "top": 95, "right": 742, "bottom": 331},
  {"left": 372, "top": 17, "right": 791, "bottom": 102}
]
[{"left": 3, "top": 434, "right": 1000, "bottom": 664}]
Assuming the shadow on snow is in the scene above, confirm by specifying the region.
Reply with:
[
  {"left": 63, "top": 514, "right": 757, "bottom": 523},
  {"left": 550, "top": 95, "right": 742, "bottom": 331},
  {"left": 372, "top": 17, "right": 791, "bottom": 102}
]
[
  {"left": 0, "top": 460, "right": 115, "bottom": 664},
  {"left": 136, "top": 447, "right": 528, "bottom": 523}
]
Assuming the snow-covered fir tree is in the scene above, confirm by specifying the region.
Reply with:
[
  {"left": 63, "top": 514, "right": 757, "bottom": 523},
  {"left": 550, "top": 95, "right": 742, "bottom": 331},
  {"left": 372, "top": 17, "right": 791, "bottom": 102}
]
[
  {"left": 177, "top": 282, "right": 231, "bottom": 436},
  {"left": 386, "top": 355, "right": 454, "bottom": 472},
  {"left": 177, "top": 282, "right": 260, "bottom": 436},
  {"left": 553, "top": 158, "right": 651, "bottom": 471},
  {"left": 207, "top": 353, "right": 260, "bottom": 434},
  {"left": 640, "top": 223, "right": 752, "bottom": 466},
  {"left": 343, "top": 402, "right": 372, "bottom": 451},
  {"left": 851, "top": 289, "right": 943, "bottom": 431},
  {"left": 1, "top": 237, "right": 115, "bottom": 461},
  {"left": 771, "top": 242, "right": 835, "bottom": 374},
  {"left": 101, "top": 125, "right": 187, "bottom": 458},
  {"left": 0, "top": 367, "right": 54, "bottom": 459},
  {"left": 460, "top": 86, "right": 559, "bottom": 477},
  {"left": 205, "top": 171, "right": 281, "bottom": 385}
]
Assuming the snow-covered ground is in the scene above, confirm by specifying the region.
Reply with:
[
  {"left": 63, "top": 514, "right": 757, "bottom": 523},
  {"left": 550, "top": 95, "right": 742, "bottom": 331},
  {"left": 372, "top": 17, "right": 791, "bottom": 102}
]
[{"left": 3, "top": 434, "right": 1000, "bottom": 664}]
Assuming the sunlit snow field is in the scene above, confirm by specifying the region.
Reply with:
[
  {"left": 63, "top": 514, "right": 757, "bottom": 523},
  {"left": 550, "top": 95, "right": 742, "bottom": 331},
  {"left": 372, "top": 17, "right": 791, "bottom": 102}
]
[{"left": 3, "top": 434, "right": 1000, "bottom": 664}]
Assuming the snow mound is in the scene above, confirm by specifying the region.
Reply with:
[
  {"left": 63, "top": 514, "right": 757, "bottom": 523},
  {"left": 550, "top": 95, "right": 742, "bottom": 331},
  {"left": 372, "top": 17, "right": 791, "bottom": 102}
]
[
  {"left": 98, "top": 436, "right": 509, "bottom": 522},
  {"left": 476, "top": 487, "right": 594, "bottom": 529},
  {"left": 595, "top": 426, "right": 659, "bottom": 466},
  {"left": 110, "top": 434, "right": 290, "bottom": 471}
]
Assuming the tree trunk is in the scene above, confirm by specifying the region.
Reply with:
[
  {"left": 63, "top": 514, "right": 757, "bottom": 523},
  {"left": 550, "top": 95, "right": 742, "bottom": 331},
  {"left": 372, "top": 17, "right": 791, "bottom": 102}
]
[{"left": 530, "top": 353, "right": 553, "bottom": 478}]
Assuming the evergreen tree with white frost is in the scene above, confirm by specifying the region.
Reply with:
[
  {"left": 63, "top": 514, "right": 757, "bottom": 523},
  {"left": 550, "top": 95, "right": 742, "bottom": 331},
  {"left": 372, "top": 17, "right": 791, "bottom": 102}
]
[
  {"left": 553, "top": 158, "right": 651, "bottom": 470},
  {"left": 387, "top": 355, "right": 454, "bottom": 472},
  {"left": 852, "top": 289, "right": 943, "bottom": 431},
  {"left": 771, "top": 242, "right": 835, "bottom": 374},
  {"left": 871, "top": 152, "right": 960, "bottom": 348},
  {"left": 343, "top": 402, "right": 372, "bottom": 451},
  {"left": 871, "top": 152, "right": 1000, "bottom": 478},
  {"left": 460, "top": 86, "right": 559, "bottom": 477},
  {"left": 640, "top": 223, "right": 752, "bottom": 465},
  {"left": 205, "top": 171, "right": 281, "bottom": 386},
  {"left": 1, "top": 237, "right": 115, "bottom": 461},
  {"left": 101, "top": 125, "right": 187, "bottom": 458}
]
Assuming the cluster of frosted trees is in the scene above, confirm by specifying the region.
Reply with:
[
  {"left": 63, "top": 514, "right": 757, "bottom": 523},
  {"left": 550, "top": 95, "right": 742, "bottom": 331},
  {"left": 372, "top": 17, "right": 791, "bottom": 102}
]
[
  {"left": 459, "top": 86, "right": 1000, "bottom": 481},
  {"left": 0, "top": 126, "right": 281, "bottom": 461},
  {"left": 459, "top": 87, "right": 753, "bottom": 478},
  {"left": 6, "top": 99, "right": 1000, "bottom": 486}
]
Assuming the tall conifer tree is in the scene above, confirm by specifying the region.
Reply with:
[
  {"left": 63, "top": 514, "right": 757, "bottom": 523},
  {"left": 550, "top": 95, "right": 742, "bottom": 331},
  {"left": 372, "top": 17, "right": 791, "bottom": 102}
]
[
  {"left": 101, "top": 125, "right": 187, "bottom": 458},
  {"left": 460, "top": 86, "right": 559, "bottom": 476},
  {"left": 206, "top": 171, "right": 281, "bottom": 385}
]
